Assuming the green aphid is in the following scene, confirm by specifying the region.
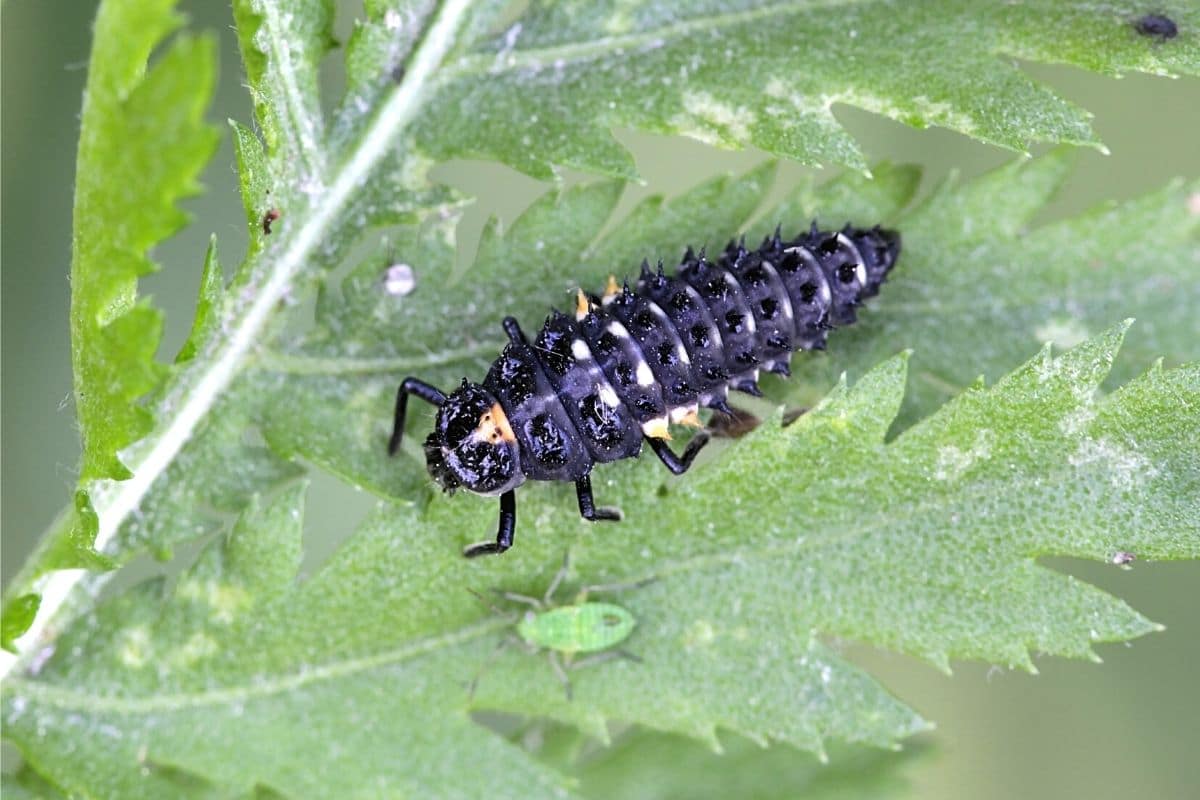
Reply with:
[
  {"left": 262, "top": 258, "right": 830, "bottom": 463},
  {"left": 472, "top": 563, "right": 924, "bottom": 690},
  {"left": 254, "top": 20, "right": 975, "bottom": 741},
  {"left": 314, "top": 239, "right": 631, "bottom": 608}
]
[
  {"left": 471, "top": 553, "right": 648, "bottom": 699},
  {"left": 516, "top": 599, "right": 635, "bottom": 656}
]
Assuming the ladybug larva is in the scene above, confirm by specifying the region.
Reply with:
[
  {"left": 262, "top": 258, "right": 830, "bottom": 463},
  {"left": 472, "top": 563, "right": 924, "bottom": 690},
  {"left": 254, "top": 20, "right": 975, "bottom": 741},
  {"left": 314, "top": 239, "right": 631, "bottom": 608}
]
[{"left": 389, "top": 222, "right": 901, "bottom": 556}]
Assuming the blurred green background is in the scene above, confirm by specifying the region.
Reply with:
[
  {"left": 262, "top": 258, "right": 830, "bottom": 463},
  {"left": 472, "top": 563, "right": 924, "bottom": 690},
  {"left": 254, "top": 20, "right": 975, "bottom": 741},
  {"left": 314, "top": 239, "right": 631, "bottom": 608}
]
[{"left": 3, "top": 2, "right": 1198, "bottom": 798}]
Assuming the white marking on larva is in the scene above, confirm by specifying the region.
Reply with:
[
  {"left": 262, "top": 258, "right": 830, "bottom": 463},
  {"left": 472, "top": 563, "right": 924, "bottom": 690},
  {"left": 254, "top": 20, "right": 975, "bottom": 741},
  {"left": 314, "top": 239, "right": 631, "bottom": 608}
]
[
  {"left": 635, "top": 360, "right": 655, "bottom": 386},
  {"left": 677, "top": 343, "right": 691, "bottom": 364},
  {"left": 383, "top": 263, "right": 416, "bottom": 296},
  {"left": 598, "top": 384, "right": 621, "bottom": 408},
  {"left": 571, "top": 339, "right": 590, "bottom": 361},
  {"left": 607, "top": 321, "right": 630, "bottom": 339},
  {"left": 669, "top": 403, "right": 699, "bottom": 423}
]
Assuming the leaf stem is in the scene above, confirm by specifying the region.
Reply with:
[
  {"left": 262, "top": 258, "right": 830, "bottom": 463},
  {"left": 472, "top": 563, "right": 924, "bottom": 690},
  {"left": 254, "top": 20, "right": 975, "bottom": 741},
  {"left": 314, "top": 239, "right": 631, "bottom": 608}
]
[{"left": 0, "top": 0, "right": 478, "bottom": 681}]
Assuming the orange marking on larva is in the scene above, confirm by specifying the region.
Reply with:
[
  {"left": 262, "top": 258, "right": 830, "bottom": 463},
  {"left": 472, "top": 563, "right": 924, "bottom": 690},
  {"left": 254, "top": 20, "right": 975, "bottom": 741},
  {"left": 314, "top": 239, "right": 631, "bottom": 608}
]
[
  {"left": 604, "top": 275, "right": 620, "bottom": 298},
  {"left": 477, "top": 403, "right": 516, "bottom": 444},
  {"left": 575, "top": 289, "right": 592, "bottom": 320},
  {"left": 678, "top": 409, "right": 703, "bottom": 429}
]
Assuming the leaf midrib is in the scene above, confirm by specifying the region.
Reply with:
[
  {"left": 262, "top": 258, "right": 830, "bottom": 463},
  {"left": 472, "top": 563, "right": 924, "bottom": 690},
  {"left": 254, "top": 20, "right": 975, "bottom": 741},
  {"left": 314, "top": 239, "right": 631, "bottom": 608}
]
[
  {"left": 449, "top": 0, "right": 866, "bottom": 78},
  {"left": 2, "top": 616, "right": 509, "bottom": 715}
]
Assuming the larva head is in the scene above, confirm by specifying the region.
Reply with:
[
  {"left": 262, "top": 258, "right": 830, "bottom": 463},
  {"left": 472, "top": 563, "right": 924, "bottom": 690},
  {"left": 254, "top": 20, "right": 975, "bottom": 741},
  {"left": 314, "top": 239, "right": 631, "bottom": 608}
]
[{"left": 423, "top": 381, "right": 524, "bottom": 496}]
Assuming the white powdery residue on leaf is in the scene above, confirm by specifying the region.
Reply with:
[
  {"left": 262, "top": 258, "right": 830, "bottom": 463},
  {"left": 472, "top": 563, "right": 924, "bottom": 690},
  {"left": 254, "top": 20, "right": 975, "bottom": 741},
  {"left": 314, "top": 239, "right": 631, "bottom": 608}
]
[
  {"left": 1035, "top": 317, "right": 1090, "bottom": 351},
  {"left": 169, "top": 632, "right": 219, "bottom": 667},
  {"left": 175, "top": 578, "right": 251, "bottom": 624},
  {"left": 1032, "top": 348, "right": 1058, "bottom": 384},
  {"left": 1058, "top": 404, "right": 1098, "bottom": 437},
  {"left": 1068, "top": 438, "right": 1158, "bottom": 490},
  {"left": 850, "top": 92, "right": 978, "bottom": 134},
  {"left": 675, "top": 90, "right": 755, "bottom": 144},
  {"left": 934, "top": 430, "right": 994, "bottom": 481},
  {"left": 118, "top": 626, "right": 154, "bottom": 669},
  {"left": 604, "top": 0, "right": 641, "bottom": 35},
  {"left": 683, "top": 619, "right": 717, "bottom": 649},
  {"left": 299, "top": 175, "right": 327, "bottom": 199},
  {"left": 764, "top": 77, "right": 833, "bottom": 113}
]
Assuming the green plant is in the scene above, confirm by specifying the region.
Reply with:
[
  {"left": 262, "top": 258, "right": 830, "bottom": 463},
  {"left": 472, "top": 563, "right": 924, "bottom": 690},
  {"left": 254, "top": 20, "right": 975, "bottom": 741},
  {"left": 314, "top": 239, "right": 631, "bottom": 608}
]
[{"left": 2, "top": 1, "right": 1197, "bottom": 797}]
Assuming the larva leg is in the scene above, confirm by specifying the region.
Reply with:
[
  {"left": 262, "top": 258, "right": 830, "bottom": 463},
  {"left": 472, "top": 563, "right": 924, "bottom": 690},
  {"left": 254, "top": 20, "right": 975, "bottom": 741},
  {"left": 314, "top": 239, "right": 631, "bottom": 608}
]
[
  {"left": 574, "top": 474, "right": 622, "bottom": 522},
  {"left": 646, "top": 432, "right": 710, "bottom": 475},
  {"left": 388, "top": 377, "right": 446, "bottom": 455},
  {"left": 463, "top": 490, "right": 517, "bottom": 557}
]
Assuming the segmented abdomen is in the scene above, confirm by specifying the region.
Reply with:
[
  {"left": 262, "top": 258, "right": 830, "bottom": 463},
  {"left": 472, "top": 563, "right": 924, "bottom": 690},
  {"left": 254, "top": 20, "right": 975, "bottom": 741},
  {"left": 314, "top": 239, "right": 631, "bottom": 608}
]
[{"left": 482, "top": 224, "right": 901, "bottom": 482}]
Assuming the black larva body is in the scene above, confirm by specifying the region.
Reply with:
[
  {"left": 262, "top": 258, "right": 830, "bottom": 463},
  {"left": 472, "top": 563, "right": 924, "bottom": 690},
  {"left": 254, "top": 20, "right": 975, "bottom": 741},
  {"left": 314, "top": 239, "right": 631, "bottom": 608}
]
[{"left": 389, "top": 223, "right": 901, "bottom": 556}]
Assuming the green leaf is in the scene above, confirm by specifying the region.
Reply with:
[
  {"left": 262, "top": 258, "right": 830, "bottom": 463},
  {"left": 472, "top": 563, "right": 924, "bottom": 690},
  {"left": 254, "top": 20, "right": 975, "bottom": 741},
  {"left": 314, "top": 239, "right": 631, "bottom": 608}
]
[
  {"left": 229, "top": 120, "right": 273, "bottom": 264},
  {"left": 231, "top": 0, "right": 335, "bottom": 182},
  {"left": 1, "top": 596, "right": 39, "bottom": 653},
  {"left": 554, "top": 727, "right": 930, "bottom": 800},
  {"left": 70, "top": 1, "right": 219, "bottom": 486},
  {"left": 7, "top": 2, "right": 1200, "bottom": 795},
  {"left": 174, "top": 238, "right": 223, "bottom": 365},
  {"left": 1, "top": 0, "right": 477, "bottom": 653},
  {"left": 5, "top": 329, "right": 1195, "bottom": 794},
  {"left": 2, "top": 488, "right": 578, "bottom": 799},
  {"left": 412, "top": 1, "right": 1200, "bottom": 178},
  {"left": 1, "top": 764, "right": 69, "bottom": 800}
]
